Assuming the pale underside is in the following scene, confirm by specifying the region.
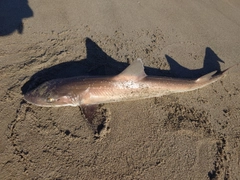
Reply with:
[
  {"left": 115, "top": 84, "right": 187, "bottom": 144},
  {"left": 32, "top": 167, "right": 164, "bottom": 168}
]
[{"left": 78, "top": 77, "right": 196, "bottom": 105}]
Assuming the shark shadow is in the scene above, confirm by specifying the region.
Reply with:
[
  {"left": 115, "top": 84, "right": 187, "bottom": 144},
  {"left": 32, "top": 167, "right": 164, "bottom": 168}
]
[{"left": 165, "top": 47, "right": 225, "bottom": 78}]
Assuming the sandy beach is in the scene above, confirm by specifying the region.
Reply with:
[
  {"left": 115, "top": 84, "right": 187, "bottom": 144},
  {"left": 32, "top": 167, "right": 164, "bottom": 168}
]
[{"left": 0, "top": 0, "right": 240, "bottom": 179}]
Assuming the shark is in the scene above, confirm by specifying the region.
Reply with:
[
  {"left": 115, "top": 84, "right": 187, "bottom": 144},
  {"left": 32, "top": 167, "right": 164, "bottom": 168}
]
[{"left": 24, "top": 58, "right": 231, "bottom": 107}]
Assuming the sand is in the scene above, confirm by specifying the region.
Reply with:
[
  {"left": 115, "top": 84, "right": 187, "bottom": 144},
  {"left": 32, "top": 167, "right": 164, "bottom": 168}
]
[{"left": 0, "top": 0, "right": 240, "bottom": 179}]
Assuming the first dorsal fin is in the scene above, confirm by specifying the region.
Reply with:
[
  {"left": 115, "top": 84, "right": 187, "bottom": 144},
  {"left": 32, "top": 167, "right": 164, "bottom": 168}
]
[{"left": 114, "top": 58, "right": 147, "bottom": 81}]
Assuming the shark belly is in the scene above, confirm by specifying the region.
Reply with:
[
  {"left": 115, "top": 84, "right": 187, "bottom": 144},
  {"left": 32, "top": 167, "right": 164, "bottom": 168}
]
[{"left": 80, "top": 79, "right": 175, "bottom": 105}]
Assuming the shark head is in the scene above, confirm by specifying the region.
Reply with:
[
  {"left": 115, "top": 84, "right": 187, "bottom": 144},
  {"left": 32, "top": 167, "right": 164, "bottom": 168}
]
[{"left": 24, "top": 80, "right": 79, "bottom": 107}]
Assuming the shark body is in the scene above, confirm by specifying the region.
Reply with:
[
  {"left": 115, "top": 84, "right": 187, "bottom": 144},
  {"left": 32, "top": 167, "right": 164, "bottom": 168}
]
[{"left": 24, "top": 58, "right": 229, "bottom": 107}]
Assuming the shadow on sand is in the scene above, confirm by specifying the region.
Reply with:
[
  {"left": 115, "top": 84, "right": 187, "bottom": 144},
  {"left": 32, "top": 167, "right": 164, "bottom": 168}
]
[
  {"left": 0, "top": 0, "right": 33, "bottom": 36},
  {"left": 21, "top": 38, "right": 225, "bottom": 94}
]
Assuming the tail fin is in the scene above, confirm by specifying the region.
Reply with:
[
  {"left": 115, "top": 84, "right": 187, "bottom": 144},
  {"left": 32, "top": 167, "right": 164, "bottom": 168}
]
[
  {"left": 220, "top": 63, "right": 239, "bottom": 75},
  {"left": 195, "top": 63, "right": 238, "bottom": 84}
]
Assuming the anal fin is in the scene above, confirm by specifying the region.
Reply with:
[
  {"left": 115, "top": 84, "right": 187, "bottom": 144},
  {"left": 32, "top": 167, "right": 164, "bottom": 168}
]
[{"left": 80, "top": 104, "right": 99, "bottom": 124}]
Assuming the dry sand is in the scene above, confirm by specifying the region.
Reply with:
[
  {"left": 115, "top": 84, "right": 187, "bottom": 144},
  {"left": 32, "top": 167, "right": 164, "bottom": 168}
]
[{"left": 1, "top": 0, "right": 240, "bottom": 179}]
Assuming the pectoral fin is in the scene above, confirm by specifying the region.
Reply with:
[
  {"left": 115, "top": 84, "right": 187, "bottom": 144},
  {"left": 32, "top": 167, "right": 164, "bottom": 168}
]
[
  {"left": 80, "top": 104, "right": 110, "bottom": 138},
  {"left": 80, "top": 104, "right": 99, "bottom": 124}
]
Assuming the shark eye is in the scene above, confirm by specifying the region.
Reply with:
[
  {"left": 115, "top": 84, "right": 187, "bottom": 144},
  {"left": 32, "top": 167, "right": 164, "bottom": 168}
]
[{"left": 46, "top": 97, "right": 57, "bottom": 103}]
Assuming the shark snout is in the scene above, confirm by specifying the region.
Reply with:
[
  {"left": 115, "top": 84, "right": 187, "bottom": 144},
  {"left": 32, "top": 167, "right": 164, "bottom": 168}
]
[
  {"left": 24, "top": 91, "right": 44, "bottom": 106},
  {"left": 24, "top": 91, "right": 36, "bottom": 104}
]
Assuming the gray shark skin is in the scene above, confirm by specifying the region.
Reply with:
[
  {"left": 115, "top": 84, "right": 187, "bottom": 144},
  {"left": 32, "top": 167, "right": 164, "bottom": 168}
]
[{"left": 24, "top": 58, "right": 230, "bottom": 107}]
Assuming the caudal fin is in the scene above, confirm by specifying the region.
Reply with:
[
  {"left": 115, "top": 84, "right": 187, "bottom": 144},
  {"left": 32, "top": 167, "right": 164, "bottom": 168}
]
[{"left": 195, "top": 63, "right": 237, "bottom": 84}]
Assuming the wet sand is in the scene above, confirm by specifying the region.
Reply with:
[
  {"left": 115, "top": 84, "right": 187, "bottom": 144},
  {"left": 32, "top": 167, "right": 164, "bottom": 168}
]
[{"left": 0, "top": 0, "right": 240, "bottom": 179}]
